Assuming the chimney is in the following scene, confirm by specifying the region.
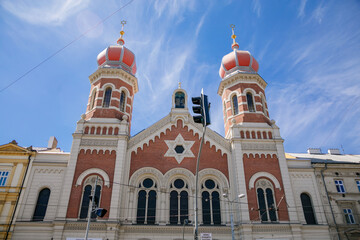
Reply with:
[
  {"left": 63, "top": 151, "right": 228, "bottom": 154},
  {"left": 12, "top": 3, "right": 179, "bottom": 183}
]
[
  {"left": 307, "top": 148, "right": 322, "bottom": 154},
  {"left": 47, "top": 136, "right": 58, "bottom": 149},
  {"left": 328, "top": 148, "right": 341, "bottom": 155}
]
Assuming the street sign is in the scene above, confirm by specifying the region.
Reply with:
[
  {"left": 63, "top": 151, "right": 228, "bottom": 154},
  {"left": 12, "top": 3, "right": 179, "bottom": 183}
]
[{"left": 200, "top": 233, "right": 212, "bottom": 240}]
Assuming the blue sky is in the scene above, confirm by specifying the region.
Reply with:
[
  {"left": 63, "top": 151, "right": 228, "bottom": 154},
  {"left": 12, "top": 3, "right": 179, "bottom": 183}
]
[{"left": 1, "top": 0, "right": 359, "bottom": 154}]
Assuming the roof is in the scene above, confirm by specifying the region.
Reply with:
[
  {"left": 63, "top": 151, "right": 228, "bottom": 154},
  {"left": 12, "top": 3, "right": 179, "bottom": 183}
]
[{"left": 286, "top": 152, "right": 360, "bottom": 164}]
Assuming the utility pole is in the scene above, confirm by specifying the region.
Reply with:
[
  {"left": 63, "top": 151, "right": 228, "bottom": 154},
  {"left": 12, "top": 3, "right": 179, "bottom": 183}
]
[
  {"left": 85, "top": 176, "right": 98, "bottom": 240},
  {"left": 191, "top": 89, "right": 211, "bottom": 240}
]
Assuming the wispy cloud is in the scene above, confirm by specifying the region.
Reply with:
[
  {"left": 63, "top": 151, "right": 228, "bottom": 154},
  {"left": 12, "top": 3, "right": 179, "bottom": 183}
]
[
  {"left": 298, "top": 0, "right": 307, "bottom": 18},
  {"left": 311, "top": 3, "right": 326, "bottom": 24},
  {"left": 1, "top": 0, "right": 90, "bottom": 26},
  {"left": 252, "top": 0, "right": 261, "bottom": 18}
]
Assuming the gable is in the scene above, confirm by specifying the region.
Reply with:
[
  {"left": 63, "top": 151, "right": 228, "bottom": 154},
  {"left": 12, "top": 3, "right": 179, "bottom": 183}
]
[
  {"left": 129, "top": 116, "right": 230, "bottom": 180},
  {"left": 0, "top": 142, "right": 33, "bottom": 155}
]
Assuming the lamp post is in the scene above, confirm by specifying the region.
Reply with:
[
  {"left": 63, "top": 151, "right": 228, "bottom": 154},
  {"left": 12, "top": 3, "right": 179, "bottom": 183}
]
[{"left": 222, "top": 193, "right": 245, "bottom": 240}]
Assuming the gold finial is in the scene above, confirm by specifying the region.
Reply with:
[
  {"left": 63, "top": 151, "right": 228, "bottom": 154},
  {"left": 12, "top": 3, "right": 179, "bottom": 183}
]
[
  {"left": 230, "top": 24, "right": 239, "bottom": 50},
  {"left": 117, "top": 20, "right": 127, "bottom": 45},
  {"left": 178, "top": 81, "right": 181, "bottom": 89}
]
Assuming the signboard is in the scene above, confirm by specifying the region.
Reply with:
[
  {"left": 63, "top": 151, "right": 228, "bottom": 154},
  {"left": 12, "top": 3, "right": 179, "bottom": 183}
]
[{"left": 200, "top": 233, "right": 212, "bottom": 240}]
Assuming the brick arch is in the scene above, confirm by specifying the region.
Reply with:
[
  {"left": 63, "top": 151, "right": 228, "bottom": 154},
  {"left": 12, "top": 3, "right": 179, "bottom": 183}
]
[
  {"left": 163, "top": 168, "right": 195, "bottom": 190},
  {"left": 248, "top": 172, "right": 281, "bottom": 190},
  {"left": 75, "top": 168, "right": 110, "bottom": 187},
  {"left": 198, "top": 168, "right": 229, "bottom": 190},
  {"left": 129, "top": 167, "right": 164, "bottom": 188}
]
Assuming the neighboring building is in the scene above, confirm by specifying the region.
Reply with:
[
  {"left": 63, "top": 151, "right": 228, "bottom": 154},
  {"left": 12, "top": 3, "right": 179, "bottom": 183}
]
[
  {"left": 0, "top": 140, "right": 34, "bottom": 239},
  {"left": 5, "top": 27, "right": 359, "bottom": 240},
  {"left": 288, "top": 150, "right": 360, "bottom": 240}
]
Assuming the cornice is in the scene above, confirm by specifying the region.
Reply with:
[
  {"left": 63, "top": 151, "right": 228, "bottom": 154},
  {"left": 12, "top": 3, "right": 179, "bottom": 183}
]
[
  {"left": 217, "top": 73, "right": 267, "bottom": 96},
  {"left": 89, "top": 68, "right": 138, "bottom": 94}
]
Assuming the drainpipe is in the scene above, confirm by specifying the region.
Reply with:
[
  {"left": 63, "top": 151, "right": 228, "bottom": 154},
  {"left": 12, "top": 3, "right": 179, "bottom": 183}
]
[
  {"left": 320, "top": 163, "right": 341, "bottom": 240},
  {"left": 5, "top": 151, "right": 33, "bottom": 240}
]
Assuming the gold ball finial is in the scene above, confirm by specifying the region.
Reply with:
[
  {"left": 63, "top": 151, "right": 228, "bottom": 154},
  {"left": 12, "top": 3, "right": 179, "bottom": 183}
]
[
  {"left": 117, "top": 20, "right": 127, "bottom": 45},
  {"left": 230, "top": 24, "right": 239, "bottom": 50}
]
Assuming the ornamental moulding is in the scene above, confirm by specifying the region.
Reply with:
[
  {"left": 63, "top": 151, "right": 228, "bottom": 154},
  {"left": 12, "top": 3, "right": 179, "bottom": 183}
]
[
  {"left": 129, "top": 114, "right": 230, "bottom": 156},
  {"left": 80, "top": 139, "right": 118, "bottom": 147},
  {"left": 218, "top": 74, "right": 267, "bottom": 96}
]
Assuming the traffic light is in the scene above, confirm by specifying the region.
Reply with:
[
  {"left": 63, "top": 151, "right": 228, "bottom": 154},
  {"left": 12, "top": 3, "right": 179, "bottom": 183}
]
[
  {"left": 95, "top": 208, "right": 107, "bottom": 217},
  {"left": 191, "top": 94, "right": 211, "bottom": 126}
]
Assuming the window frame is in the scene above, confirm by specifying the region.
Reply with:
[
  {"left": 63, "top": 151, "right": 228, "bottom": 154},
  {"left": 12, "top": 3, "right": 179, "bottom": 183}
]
[
  {"left": 78, "top": 176, "right": 103, "bottom": 219},
  {"left": 102, "top": 87, "right": 112, "bottom": 108},
  {"left": 356, "top": 180, "right": 360, "bottom": 192},
  {"left": 334, "top": 180, "right": 346, "bottom": 193},
  {"left": 300, "top": 192, "right": 317, "bottom": 224},
  {"left": 136, "top": 178, "right": 157, "bottom": 225},
  {"left": 174, "top": 91, "right": 185, "bottom": 109},
  {"left": 255, "top": 179, "right": 278, "bottom": 222},
  {"left": 343, "top": 208, "right": 356, "bottom": 224},
  {"left": 201, "top": 179, "right": 222, "bottom": 225},
  {"left": 246, "top": 92, "right": 255, "bottom": 112},
  {"left": 0, "top": 171, "right": 9, "bottom": 187},
  {"left": 231, "top": 94, "right": 239, "bottom": 115},
  {"left": 89, "top": 89, "right": 97, "bottom": 110},
  {"left": 119, "top": 90, "right": 126, "bottom": 112},
  {"left": 32, "top": 188, "right": 51, "bottom": 221},
  {"left": 169, "top": 178, "right": 189, "bottom": 225}
]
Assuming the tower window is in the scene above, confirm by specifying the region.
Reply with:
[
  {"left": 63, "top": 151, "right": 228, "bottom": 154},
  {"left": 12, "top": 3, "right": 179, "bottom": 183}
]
[
  {"left": 89, "top": 89, "right": 97, "bottom": 110},
  {"left": 223, "top": 102, "right": 227, "bottom": 119},
  {"left": 33, "top": 188, "right": 51, "bottom": 221},
  {"left": 175, "top": 91, "right": 185, "bottom": 108},
  {"left": 261, "top": 96, "right": 266, "bottom": 115},
  {"left": 232, "top": 95, "right": 239, "bottom": 115},
  {"left": 256, "top": 179, "right": 277, "bottom": 222},
  {"left": 103, "top": 87, "right": 112, "bottom": 108},
  {"left": 300, "top": 193, "right": 317, "bottom": 224},
  {"left": 120, "top": 91, "right": 126, "bottom": 112},
  {"left": 246, "top": 92, "right": 255, "bottom": 112},
  {"left": 79, "top": 176, "right": 102, "bottom": 219}
]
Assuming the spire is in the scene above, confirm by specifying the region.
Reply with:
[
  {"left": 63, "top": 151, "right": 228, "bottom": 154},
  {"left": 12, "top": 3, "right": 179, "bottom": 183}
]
[
  {"left": 178, "top": 81, "right": 181, "bottom": 89},
  {"left": 117, "top": 20, "right": 127, "bottom": 46},
  {"left": 230, "top": 24, "right": 239, "bottom": 50}
]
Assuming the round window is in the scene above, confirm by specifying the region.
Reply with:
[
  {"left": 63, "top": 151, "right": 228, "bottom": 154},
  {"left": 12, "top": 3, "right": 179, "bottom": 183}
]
[
  {"left": 174, "top": 179, "right": 185, "bottom": 189},
  {"left": 205, "top": 179, "right": 215, "bottom": 189},
  {"left": 143, "top": 178, "right": 154, "bottom": 188}
]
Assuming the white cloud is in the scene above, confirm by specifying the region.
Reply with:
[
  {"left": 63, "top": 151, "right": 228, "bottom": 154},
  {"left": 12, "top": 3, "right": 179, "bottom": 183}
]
[
  {"left": 252, "top": 0, "right": 261, "bottom": 18},
  {"left": 1, "top": 0, "right": 90, "bottom": 26},
  {"left": 298, "top": 0, "right": 307, "bottom": 18},
  {"left": 311, "top": 3, "right": 326, "bottom": 24}
]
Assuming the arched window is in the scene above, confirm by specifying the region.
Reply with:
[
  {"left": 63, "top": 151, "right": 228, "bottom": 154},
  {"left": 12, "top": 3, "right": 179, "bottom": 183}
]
[
  {"left": 103, "top": 87, "right": 112, "bottom": 108},
  {"left": 137, "top": 178, "right": 157, "bottom": 224},
  {"left": 89, "top": 89, "right": 97, "bottom": 110},
  {"left": 246, "top": 92, "right": 255, "bottom": 112},
  {"left": 79, "top": 177, "right": 102, "bottom": 219},
  {"left": 232, "top": 95, "right": 238, "bottom": 115},
  {"left": 301, "top": 193, "right": 317, "bottom": 224},
  {"left": 256, "top": 179, "right": 277, "bottom": 222},
  {"left": 169, "top": 179, "right": 189, "bottom": 224},
  {"left": 201, "top": 179, "right": 221, "bottom": 225},
  {"left": 175, "top": 91, "right": 185, "bottom": 108},
  {"left": 33, "top": 188, "right": 51, "bottom": 221},
  {"left": 120, "top": 91, "right": 126, "bottom": 112}
]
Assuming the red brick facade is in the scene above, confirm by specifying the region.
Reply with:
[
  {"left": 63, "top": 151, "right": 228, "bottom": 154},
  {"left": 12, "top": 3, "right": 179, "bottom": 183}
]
[{"left": 129, "top": 120, "right": 229, "bottom": 180}]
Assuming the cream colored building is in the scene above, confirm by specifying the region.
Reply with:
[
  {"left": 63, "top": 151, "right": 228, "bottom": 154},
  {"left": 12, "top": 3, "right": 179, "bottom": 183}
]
[{"left": 0, "top": 141, "right": 34, "bottom": 239}]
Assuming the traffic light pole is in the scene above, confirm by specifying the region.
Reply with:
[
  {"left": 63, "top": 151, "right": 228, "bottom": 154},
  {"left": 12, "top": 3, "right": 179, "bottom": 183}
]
[
  {"left": 85, "top": 176, "right": 98, "bottom": 240},
  {"left": 194, "top": 92, "right": 209, "bottom": 240}
]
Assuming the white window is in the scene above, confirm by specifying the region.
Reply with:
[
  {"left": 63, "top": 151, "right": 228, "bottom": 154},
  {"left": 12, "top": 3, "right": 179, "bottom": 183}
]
[
  {"left": 334, "top": 180, "right": 345, "bottom": 193},
  {"left": 0, "top": 171, "right": 9, "bottom": 186},
  {"left": 343, "top": 209, "right": 355, "bottom": 224},
  {"left": 356, "top": 180, "right": 360, "bottom": 192}
]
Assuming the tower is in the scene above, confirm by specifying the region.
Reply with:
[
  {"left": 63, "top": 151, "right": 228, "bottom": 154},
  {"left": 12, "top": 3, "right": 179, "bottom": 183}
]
[
  {"left": 218, "top": 26, "right": 298, "bottom": 227},
  {"left": 55, "top": 22, "right": 138, "bottom": 232}
]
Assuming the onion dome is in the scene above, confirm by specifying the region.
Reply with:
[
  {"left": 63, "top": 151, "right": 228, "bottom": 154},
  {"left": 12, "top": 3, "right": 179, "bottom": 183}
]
[
  {"left": 219, "top": 25, "right": 259, "bottom": 79},
  {"left": 96, "top": 21, "right": 137, "bottom": 75}
]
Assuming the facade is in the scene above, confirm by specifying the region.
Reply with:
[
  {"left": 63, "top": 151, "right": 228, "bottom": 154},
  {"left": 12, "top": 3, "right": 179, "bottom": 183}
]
[
  {"left": 0, "top": 141, "right": 34, "bottom": 239},
  {"left": 4, "top": 29, "right": 359, "bottom": 240},
  {"left": 288, "top": 150, "right": 360, "bottom": 240}
]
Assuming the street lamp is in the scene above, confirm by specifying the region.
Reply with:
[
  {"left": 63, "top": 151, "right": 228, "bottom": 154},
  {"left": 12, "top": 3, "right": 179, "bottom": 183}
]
[{"left": 222, "top": 193, "right": 245, "bottom": 240}]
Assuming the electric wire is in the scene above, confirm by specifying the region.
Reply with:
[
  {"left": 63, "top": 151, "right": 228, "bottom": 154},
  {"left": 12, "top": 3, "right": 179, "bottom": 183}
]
[{"left": 0, "top": 0, "right": 135, "bottom": 94}]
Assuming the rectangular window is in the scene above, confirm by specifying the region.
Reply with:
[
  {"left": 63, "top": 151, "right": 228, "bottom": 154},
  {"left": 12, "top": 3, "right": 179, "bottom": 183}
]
[
  {"left": 343, "top": 209, "right": 355, "bottom": 224},
  {"left": 334, "top": 180, "right": 345, "bottom": 193},
  {"left": 356, "top": 180, "right": 360, "bottom": 192},
  {"left": 0, "top": 171, "right": 9, "bottom": 186}
]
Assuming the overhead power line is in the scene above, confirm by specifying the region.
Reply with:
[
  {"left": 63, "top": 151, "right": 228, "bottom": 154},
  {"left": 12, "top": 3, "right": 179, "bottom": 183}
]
[{"left": 0, "top": 0, "right": 135, "bottom": 94}]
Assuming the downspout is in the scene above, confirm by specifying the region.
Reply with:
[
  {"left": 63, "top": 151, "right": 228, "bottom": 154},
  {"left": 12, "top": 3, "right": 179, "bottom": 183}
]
[
  {"left": 320, "top": 163, "right": 341, "bottom": 240},
  {"left": 5, "top": 151, "right": 33, "bottom": 240}
]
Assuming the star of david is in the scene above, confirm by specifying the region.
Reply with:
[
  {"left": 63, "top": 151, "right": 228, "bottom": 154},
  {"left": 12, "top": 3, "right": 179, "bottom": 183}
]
[{"left": 164, "top": 134, "right": 195, "bottom": 164}]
